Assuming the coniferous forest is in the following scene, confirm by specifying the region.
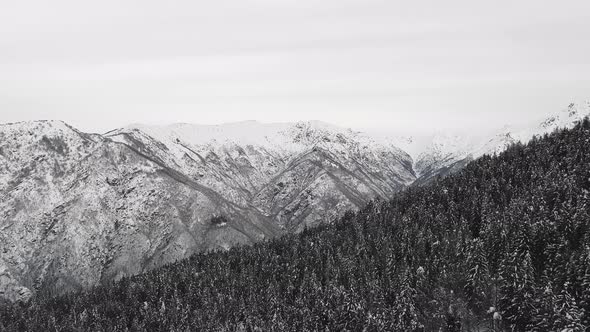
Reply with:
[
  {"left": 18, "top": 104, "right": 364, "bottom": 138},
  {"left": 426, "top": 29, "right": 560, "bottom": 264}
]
[{"left": 2, "top": 119, "right": 590, "bottom": 331}]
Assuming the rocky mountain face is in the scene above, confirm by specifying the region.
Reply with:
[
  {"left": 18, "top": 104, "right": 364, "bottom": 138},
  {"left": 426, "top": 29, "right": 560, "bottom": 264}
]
[
  {"left": 105, "top": 121, "right": 416, "bottom": 232},
  {"left": 0, "top": 102, "right": 588, "bottom": 303},
  {"left": 0, "top": 120, "right": 415, "bottom": 303}
]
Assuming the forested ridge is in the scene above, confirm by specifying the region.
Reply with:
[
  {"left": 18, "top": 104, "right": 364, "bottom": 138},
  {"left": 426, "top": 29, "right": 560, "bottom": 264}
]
[{"left": 2, "top": 119, "right": 590, "bottom": 331}]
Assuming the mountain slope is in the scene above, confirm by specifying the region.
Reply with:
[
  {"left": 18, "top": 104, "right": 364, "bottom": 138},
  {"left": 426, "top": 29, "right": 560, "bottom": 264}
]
[
  {"left": 106, "top": 120, "right": 415, "bottom": 231},
  {"left": 0, "top": 120, "right": 414, "bottom": 302},
  {"left": 411, "top": 101, "right": 590, "bottom": 184},
  {"left": 0, "top": 102, "right": 588, "bottom": 303},
  {"left": 0, "top": 120, "right": 279, "bottom": 302},
  {"left": 2, "top": 113, "right": 589, "bottom": 331}
]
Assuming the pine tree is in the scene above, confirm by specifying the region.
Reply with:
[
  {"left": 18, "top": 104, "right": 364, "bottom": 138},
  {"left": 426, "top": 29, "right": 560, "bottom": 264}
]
[
  {"left": 392, "top": 275, "right": 424, "bottom": 331},
  {"left": 578, "top": 255, "right": 590, "bottom": 328},
  {"left": 530, "top": 283, "right": 557, "bottom": 331},
  {"left": 464, "top": 238, "right": 490, "bottom": 313},
  {"left": 552, "top": 286, "right": 584, "bottom": 331},
  {"left": 499, "top": 227, "right": 536, "bottom": 330}
]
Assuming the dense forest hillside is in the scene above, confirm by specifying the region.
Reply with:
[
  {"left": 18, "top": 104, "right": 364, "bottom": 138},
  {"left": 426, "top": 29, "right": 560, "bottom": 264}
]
[{"left": 2, "top": 119, "right": 590, "bottom": 331}]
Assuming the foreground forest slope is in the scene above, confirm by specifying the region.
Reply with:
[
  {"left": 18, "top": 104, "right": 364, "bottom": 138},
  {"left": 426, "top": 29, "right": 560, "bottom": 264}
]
[{"left": 2, "top": 119, "right": 590, "bottom": 331}]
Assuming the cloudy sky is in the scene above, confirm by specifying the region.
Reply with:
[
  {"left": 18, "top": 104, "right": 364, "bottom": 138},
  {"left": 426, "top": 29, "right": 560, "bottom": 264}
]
[{"left": 1, "top": 0, "right": 589, "bottom": 134}]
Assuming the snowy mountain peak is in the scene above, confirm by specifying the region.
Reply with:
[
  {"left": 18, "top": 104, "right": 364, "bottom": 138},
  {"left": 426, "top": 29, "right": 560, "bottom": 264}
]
[
  {"left": 539, "top": 101, "right": 590, "bottom": 131},
  {"left": 1, "top": 119, "right": 73, "bottom": 135},
  {"left": 0, "top": 119, "right": 100, "bottom": 168},
  {"left": 111, "top": 120, "right": 380, "bottom": 156},
  {"left": 407, "top": 101, "right": 590, "bottom": 182}
]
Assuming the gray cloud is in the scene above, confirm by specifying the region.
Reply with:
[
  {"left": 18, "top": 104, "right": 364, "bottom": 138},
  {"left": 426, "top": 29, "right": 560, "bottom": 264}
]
[{"left": 1, "top": 0, "right": 589, "bottom": 133}]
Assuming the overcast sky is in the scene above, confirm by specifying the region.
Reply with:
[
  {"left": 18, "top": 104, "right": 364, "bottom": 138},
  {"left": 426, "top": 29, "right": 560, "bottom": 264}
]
[{"left": 1, "top": 0, "right": 589, "bottom": 134}]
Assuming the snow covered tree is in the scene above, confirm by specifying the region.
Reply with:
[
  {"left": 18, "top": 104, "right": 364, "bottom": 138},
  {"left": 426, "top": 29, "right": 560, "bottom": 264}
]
[
  {"left": 392, "top": 275, "right": 424, "bottom": 331},
  {"left": 499, "top": 227, "right": 537, "bottom": 330},
  {"left": 578, "top": 255, "right": 590, "bottom": 327}
]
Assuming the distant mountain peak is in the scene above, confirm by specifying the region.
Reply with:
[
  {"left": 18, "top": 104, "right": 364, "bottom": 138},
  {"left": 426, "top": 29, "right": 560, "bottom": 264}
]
[
  {"left": 539, "top": 101, "right": 589, "bottom": 131},
  {"left": 0, "top": 119, "right": 73, "bottom": 134}
]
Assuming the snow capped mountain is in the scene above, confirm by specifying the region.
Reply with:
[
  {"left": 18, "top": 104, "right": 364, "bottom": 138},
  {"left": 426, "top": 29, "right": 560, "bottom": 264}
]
[
  {"left": 412, "top": 101, "right": 590, "bottom": 184},
  {"left": 0, "top": 102, "right": 588, "bottom": 303},
  {"left": 0, "top": 119, "right": 415, "bottom": 302},
  {"left": 473, "top": 101, "right": 590, "bottom": 158},
  {"left": 106, "top": 120, "right": 415, "bottom": 230},
  {"left": 0, "top": 121, "right": 231, "bottom": 302}
]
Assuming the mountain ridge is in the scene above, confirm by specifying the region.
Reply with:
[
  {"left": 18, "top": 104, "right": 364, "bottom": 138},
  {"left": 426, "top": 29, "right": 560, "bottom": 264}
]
[
  {"left": 3, "top": 112, "right": 590, "bottom": 331},
  {"left": 0, "top": 118, "right": 415, "bottom": 303},
  {"left": 0, "top": 102, "right": 588, "bottom": 303}
]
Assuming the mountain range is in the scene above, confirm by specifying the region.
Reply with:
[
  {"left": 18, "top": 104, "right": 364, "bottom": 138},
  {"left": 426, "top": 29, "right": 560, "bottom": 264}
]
[{"left": 0, "top": 101, "right": 588, "bottom": 302}]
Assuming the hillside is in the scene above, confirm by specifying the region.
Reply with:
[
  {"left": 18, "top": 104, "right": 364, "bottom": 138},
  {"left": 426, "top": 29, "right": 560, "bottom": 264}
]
[
  {"left": 0, "top": 103, "right": 589, "bottom": 304},
  {"left": 0, "top": 120, "right": 414, "bottom": 303},
  {"left": 2, "top": 118, "right": 589, "bottom": 331},
  {"left": 106, "top": 120, "right": 415, "bottom": 232},
  {"left": 410, "top": 101, "right": 590, "bottom": 184}
]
